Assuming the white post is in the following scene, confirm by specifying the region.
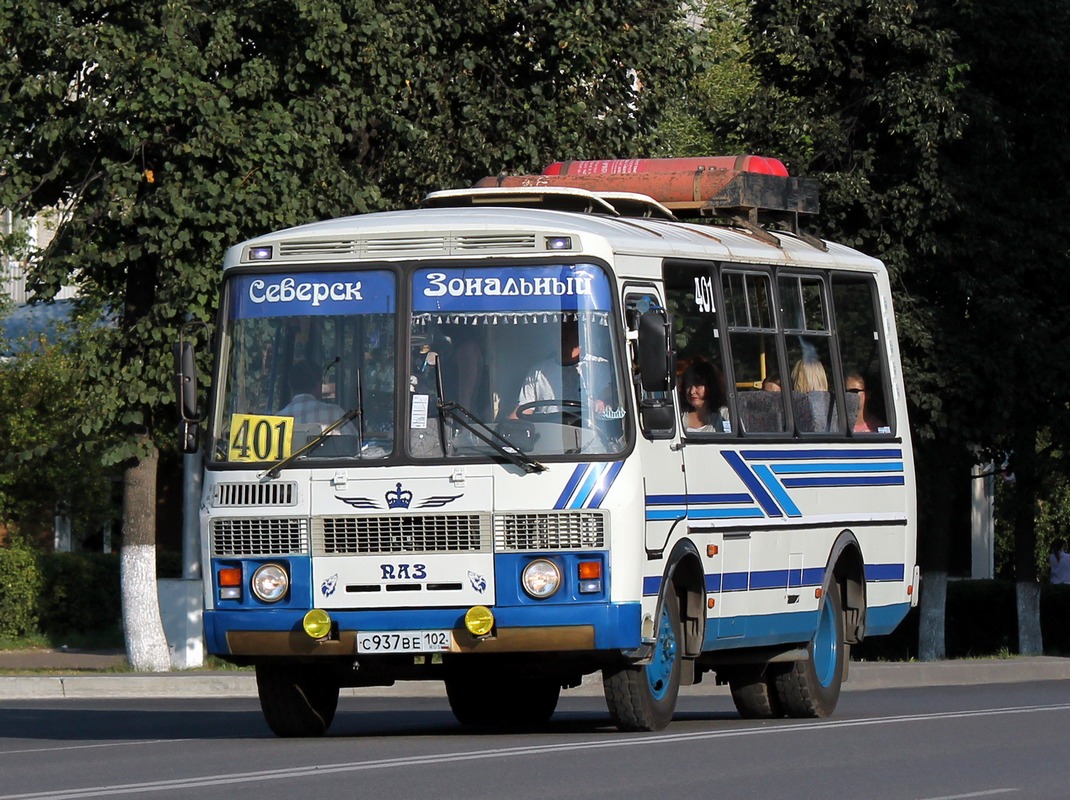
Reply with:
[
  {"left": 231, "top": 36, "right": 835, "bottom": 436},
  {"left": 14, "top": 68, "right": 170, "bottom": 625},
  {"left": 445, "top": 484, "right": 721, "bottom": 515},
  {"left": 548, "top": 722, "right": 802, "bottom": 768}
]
[{"left": 971, "top": 462, "right": 994, "bottom": 579}]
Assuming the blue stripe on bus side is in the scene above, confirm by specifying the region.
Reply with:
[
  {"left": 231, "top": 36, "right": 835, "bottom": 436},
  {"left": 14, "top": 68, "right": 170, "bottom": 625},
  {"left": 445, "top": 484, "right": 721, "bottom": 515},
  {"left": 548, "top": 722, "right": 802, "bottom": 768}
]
[
  {"left": 782, "top": 476, "right": 906, "bottom": 488},
  {"left": 569, "top": 464, "right": 604, "bottom": 509},
  {"left": 554, "top": 464, "right": 589, "bottom": 510},
  {"left": 771, "top": 461, "right": 904, "bottom": 475},
  {"left": 644, "top": 564, "right": 903, "bottom": 596},
  {"left": 752, "top": 464, "right": 802, "bottom": 517},
  {"left": 741, "top": 448, "right": 903, "bottom": 461},
  {"left": 687, "top": 508, "right": 765, "bottom": 520},
  {"left": 722, "top": 451, "right": 783, "bottom": 517},
  {"left": 586, "top": 461, "right": 624, "bottom": 508}
]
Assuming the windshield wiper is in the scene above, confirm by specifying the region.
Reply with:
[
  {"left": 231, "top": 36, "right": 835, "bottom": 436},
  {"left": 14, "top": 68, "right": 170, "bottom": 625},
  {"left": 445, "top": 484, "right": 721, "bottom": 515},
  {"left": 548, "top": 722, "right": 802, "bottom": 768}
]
[
  {"left": 259, "top": 405, "right": 362, "bottom": 480},
  {"left": 437, "top": 400, "right": 546, "bottom": 474},
  {"left": 426, "top": 349, "right": 544, "bottom": 474},
  {"left": 260, "top": 362, "right": 365, "bottom": 480}
]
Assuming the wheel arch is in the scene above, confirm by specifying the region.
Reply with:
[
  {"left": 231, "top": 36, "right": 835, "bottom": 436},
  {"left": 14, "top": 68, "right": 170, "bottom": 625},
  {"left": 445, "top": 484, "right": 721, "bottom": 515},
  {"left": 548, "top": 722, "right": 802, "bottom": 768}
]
[
  {"left": 661, "top": 538, "right": 706, "bottom": 658},
  {"left": 824, "top": 530, "right": 867, "bottom": 644}
]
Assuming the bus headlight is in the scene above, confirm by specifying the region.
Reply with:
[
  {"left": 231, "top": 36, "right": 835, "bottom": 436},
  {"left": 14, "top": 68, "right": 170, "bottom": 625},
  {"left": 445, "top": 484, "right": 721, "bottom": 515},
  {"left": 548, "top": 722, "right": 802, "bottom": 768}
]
[
  {"left": 251, "top": 563, "right": 289, "bottom": 603},
  {"left": 521, "top": 559, "right": 562, "bottom": 599}
]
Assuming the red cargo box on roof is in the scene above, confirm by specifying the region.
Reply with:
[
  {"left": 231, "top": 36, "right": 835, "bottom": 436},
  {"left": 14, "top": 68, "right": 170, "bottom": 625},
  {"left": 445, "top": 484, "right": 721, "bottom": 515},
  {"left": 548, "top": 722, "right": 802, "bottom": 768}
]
[
  {"left": 542, "top": 155, "right": 790, "bottom": 177},
  {"left": 474, "top": 156, "right": 817, "bottom": 217}
]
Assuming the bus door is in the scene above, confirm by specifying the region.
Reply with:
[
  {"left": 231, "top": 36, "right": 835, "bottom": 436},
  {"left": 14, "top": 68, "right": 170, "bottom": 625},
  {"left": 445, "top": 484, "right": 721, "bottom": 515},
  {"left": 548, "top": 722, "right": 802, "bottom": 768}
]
[
  {"left": 623, "top": 287, "right": 683, "bottom": 556},
  {"left": 665, "top": 261, "right": 750, "bottom": 639}
]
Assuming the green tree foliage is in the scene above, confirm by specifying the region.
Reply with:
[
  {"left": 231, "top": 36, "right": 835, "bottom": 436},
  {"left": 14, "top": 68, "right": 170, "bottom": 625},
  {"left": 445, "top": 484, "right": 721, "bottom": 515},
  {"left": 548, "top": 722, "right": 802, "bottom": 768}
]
[
  {"left": 656, "top": 0, "right": 757, "bottom": 156},
  {"left": 711, "top": 0, "right": 1070, "bottom": 654},
  {"left": 0, "top": 328, "right": 119, "bottom": 542},
  {"left": 933, "top": 0, "right": 1070, "bottom": 605},
  {"left": 1, "top": 0, "right": 703, "bottom": 463},
  {"left": 1, "top": 0, "right": 702, "bottom": 666}
]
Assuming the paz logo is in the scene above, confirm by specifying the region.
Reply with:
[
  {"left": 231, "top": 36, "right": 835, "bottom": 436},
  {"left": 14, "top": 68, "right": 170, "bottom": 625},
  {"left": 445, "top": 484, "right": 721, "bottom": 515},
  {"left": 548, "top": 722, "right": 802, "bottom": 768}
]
[
  {"left": 321, "top": 573, "right": 338, "bottom": 598},
  {"left": 468, "top": 570, "right": 487, "bottom": 594},
  {"left": 386, "top": 482, "right": 414, "bottom": 509}
]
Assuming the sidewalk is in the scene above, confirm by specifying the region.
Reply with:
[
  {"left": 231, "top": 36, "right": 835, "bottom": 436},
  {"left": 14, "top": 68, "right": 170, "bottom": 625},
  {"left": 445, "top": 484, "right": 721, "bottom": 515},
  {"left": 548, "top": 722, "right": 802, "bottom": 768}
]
[{"left": 1, "top": 649, "right": 1067, "bottom": 700}]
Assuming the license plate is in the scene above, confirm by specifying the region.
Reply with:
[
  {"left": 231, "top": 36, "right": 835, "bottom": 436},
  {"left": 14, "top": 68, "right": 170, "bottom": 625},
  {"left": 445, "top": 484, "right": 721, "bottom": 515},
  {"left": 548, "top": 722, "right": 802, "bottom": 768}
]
[{"left": 356, "top": 630, "right": 452, "bottom": 654}]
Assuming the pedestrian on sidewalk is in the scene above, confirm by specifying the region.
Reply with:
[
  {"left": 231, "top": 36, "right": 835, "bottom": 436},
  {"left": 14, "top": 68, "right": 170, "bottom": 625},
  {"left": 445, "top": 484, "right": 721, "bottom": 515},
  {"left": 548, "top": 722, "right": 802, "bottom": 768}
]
[{"left": 1049, "top": 537, "right": 1070, "bottom": 584}]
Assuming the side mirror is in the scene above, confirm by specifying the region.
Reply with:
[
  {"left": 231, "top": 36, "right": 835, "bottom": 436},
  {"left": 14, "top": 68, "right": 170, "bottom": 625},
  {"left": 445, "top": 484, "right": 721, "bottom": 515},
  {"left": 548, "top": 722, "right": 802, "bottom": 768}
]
[
  {"left": 637, "top": 311, "right": 672, "bottom": 393},
  {"left": 173, "top": 340, "right": 201, "bottom": 453}
]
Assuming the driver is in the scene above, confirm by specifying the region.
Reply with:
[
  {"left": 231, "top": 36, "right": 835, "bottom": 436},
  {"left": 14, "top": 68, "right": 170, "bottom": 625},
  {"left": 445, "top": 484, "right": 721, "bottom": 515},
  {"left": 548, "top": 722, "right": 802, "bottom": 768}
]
[
  {"left": 511, "top": 319, "right": 610, "bottom": 419},
  {"left": 277, "top": 361, "right": 359, "bottom": 436}
]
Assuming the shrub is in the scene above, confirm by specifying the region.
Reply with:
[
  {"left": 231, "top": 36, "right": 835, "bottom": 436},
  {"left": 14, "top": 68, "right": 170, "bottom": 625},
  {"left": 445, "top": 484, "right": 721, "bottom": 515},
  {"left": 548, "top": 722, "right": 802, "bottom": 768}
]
[
  {"left": 855, "top": 579, "right": 1070, "bottom": 660},
  {"left": 0, "top": 537, "right": 43, "bottom": 636},
  {"left": 38, "top": 553, "right": 122, "bottom": 636}
]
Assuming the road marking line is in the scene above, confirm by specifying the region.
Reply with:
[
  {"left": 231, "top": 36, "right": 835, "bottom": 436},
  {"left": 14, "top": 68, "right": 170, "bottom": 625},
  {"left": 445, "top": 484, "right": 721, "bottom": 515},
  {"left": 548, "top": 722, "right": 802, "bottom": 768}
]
[
  {"left": 917, "top": 789, "right": 1019, "bottom": 800},
  {"left": 1, "top": 703, "right": 1068, "bottom": 799}
]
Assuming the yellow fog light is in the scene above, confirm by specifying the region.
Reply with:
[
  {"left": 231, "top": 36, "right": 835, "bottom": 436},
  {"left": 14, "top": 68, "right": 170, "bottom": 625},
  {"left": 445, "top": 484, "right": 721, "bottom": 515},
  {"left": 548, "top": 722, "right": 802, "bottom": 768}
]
[
  {"left": 303, "top": 609, "right": 333, "bottom": 640},
  {"left": 464, "top": 605, "right": 495, "bottom": 637}
]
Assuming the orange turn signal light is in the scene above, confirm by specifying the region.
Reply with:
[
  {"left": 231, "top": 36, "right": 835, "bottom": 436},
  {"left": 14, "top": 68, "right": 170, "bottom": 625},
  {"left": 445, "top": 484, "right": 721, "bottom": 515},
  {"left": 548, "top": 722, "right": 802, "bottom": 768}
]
[
  {"left": 218, "top": 567, "right": 242, "bottom": 587},
  {"left": 578, "top": 561, "right": 601, "bottom": 580}
]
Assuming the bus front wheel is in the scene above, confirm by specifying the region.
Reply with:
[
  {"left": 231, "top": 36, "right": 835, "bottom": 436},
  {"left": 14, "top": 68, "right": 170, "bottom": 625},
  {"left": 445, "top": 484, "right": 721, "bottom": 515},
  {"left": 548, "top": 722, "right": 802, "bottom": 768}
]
[
  {"left": 773, "top": 578, "right": 845, "bottom": 718},
  {"left": 255, "top": 663, "right": 339, "bottom": 737},
  {"left": 603, "top": 594, "right": 682, "bottom": 732}
]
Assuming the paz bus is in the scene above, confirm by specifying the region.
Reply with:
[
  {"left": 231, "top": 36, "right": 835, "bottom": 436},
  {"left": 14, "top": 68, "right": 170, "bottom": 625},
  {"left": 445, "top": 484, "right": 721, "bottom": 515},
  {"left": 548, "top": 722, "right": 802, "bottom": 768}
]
[{"left": 175, "top": 156, "right": 918, "bottom": 735}]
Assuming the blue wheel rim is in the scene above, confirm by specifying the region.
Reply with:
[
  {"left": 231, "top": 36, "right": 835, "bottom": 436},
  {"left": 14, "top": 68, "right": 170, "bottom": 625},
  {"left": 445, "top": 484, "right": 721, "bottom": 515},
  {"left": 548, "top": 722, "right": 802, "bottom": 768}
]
[
  {"left": 813, "top": 594, "right": 838, "bottom": 687},
  {"left": 646, "top": 602, "right": 677, "bottom": 700}
]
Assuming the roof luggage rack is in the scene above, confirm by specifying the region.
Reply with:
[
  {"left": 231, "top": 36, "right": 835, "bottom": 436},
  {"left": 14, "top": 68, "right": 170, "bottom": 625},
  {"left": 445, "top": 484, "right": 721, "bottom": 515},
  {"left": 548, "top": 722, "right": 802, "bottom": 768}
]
[{"left": 465, "top": 156, "right": 826, "bottom": 250}]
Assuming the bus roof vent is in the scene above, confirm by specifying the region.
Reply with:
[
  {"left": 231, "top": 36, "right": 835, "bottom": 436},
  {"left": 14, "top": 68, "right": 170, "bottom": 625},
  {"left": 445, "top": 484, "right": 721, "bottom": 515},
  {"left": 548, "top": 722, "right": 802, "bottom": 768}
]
[{"left": 422, "top": 187, "right": 621, "bottom": 216}]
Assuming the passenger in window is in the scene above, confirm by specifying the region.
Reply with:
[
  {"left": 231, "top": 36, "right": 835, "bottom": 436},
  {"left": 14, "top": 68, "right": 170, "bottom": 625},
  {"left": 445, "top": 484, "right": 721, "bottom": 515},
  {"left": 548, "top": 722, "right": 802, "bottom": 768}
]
[
  {"left": 792, "top": 358, "right": 828, "bottom": 393},
  {"left": 762, "top": 374, "right": 782, "bottom": 392},
  {"left": 845, "top": 372, "right": 885, "bottom": 433},
  {"left": 679, "top": 361, "right": 728, "bottom": 433}
]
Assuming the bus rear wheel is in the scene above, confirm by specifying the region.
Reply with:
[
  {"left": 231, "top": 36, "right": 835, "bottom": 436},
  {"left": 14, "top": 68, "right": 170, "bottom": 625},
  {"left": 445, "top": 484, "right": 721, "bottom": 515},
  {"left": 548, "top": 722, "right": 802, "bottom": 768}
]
[
  {"left": 255, "top": 663, "right": 339, "bottom": 737},
  {"left": 445, "top": 671, "right": 560, "bottom": 727},
  {"left": 603, "top": 594, "right": 681, "bottom": 732},
  {"left": 727, "top": 666, "right": 784, "bottom": 719},
  {"left": 773, "top": 578, "right": 845, "bottom": 718}
]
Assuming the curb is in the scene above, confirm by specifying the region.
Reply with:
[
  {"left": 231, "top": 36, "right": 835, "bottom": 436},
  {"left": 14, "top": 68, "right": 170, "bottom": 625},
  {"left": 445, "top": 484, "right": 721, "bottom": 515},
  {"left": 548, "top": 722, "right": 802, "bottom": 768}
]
[{"left": 2, "top": 657, "right": 1066, "bottom": 701}]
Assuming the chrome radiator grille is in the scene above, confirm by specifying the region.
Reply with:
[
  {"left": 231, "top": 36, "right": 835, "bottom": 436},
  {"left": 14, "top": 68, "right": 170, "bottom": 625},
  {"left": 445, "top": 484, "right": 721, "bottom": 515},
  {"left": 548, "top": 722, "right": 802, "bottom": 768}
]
[
  {"left": 211, "top": 518, "right": 309, "bottom": 556},
  {"left": 494, "top": 512, "right": 607, "bottom": 551},
  {"left": 313, "top": 514, "right": 492, "bottom": 555}
]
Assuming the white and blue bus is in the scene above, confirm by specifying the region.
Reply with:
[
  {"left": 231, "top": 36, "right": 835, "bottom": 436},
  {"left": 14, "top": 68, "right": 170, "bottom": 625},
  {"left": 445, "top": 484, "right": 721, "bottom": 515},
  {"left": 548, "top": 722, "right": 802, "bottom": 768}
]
[{"left": 176, "top": 157, "right": 918, "bottom": 735}]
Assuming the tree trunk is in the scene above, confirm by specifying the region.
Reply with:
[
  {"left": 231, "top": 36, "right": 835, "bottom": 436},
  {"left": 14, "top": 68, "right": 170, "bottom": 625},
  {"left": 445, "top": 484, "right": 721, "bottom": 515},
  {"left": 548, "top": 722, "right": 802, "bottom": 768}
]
[
  {"left": 1011, "top": 422, "right": 1043, "bottom": 655},
  {"left": 121, "top": 441, "right": 171, "bottom": 671},
  {"left": 918, "top": 570, "right": 947, "bottom": 661},
  {"left": 917, "top": 440, "right": 954, "bottom": 661},
  {"left": 1016, "top": 581, "right": 1043, "bottom": 655}
]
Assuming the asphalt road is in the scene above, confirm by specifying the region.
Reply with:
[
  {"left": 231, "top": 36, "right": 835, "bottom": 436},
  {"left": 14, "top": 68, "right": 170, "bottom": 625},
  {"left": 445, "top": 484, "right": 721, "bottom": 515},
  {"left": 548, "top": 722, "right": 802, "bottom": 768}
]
[{"left": 2, "top": 680, "right": 1068, "bottom": 800}]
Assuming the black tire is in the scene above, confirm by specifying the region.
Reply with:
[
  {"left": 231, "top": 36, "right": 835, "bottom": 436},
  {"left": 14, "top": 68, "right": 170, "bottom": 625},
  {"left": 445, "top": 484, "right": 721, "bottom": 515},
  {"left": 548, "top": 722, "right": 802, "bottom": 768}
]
[
  {"left": 727, "top": 666, "right": 784, "bottom": 719},
  {"left": 445, "top": 671, "right": 560, "bottom": 727},
  {"left": 773, "top": 577, "right": 845, "bottom": 718},
  {"left": 255, "top": 663, "right": 339, "bottom": 737},
  {"left": 602, "top": 593, "right": 682, "bottom": 732}
]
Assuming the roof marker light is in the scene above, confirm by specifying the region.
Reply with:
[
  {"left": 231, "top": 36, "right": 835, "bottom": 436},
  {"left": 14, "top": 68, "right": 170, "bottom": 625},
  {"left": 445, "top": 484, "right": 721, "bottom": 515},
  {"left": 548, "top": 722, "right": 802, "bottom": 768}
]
[
  {"left": 249, "top": 245, "right": 273, "bottom": 261},
  {"left": 546, "top": 236, "right": 573, "bottom": 251}
]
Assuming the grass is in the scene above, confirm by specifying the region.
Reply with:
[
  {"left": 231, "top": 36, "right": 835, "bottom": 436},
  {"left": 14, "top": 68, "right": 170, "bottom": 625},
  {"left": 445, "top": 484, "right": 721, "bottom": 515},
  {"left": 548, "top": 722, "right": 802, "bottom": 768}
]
[{"left": 0, "top": 627, "right": 124, "bottom": 652}]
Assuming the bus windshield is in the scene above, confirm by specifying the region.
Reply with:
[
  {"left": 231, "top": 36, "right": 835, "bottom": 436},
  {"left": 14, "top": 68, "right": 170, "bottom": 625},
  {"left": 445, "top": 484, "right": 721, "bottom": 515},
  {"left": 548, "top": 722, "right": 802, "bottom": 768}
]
[
  {"left": 210, "top": 270, "right": 396, "bottom": 464},
  {"left": 209, "top": 263, "right": 628, "bottom": 466},
  {"left": 407, "top": 264, "right": 628, "bottom": 459}
]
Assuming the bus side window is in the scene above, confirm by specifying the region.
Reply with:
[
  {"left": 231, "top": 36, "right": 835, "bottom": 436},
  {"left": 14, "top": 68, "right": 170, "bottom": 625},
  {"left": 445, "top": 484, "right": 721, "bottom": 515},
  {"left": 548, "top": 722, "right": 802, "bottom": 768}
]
[
  {"left": 831, "top": 274, "right": 894, "bottom": 435},
  {"left": 625, "top": 291, "right": 675, "bottom": 439},
  {"left": 663, "top": 261, "right": 733, "bottom": 436},
  {"left": 722, "top": 269, "right": 787, "bottom": 436},
  {"left": 779, "top": 273, "right": 840, "bottom": 435}
]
